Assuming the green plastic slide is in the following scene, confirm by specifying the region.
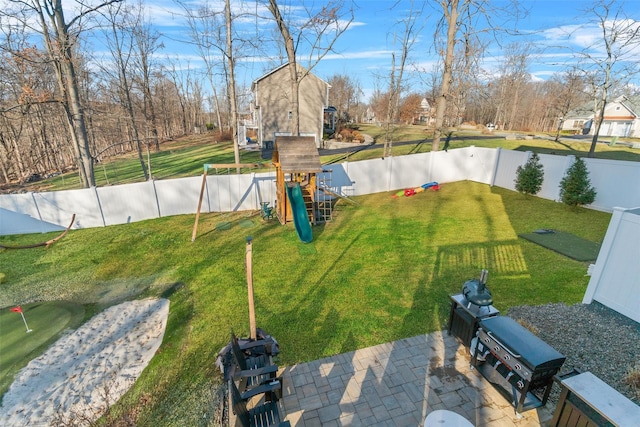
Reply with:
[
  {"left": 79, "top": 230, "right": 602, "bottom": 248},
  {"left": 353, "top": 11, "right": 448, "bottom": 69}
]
[{"left": 286, "top": 183, "right": 313, "bottom": 243}]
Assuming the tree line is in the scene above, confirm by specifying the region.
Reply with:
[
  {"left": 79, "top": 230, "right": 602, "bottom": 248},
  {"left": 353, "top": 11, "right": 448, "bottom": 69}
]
[{"left": 1, "top": 0, "right": 638, "bottom": 189}]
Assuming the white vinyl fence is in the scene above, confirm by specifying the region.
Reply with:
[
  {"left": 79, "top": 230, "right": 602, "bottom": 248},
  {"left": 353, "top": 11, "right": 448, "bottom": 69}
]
[
  {"left": 584, "top": 207, "right": 640, "bottom": 323},
  {"left": 2, "top": 145, "right": 640, "bottom": 324},
  {"left": 3, "top": 146, "right": 640, "bottom": 236}
]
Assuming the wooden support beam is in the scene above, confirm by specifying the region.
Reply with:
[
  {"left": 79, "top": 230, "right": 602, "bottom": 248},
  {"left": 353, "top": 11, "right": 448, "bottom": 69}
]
[
  {"left": 203, "top": 163, "right": 264, "bottom": 170},
  {"left": 245, "top": 236, "right": 257, "bottom": 340},
  {"left": 191, "top": 171, "right": 208, "bottom": 242}
]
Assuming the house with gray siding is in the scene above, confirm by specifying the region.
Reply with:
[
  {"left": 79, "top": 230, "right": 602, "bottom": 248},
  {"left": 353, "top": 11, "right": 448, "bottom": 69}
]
[{"left": 249, "top": 63, "right": 330, "bottom": 149}]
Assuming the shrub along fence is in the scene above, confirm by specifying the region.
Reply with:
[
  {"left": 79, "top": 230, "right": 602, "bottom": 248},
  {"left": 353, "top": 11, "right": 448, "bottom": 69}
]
[
  {"left": 1, "top": 146, "right": 640, "bottom": 237},
  {"left": 2, "top": 145, "right": 640, "bottom": 328}
]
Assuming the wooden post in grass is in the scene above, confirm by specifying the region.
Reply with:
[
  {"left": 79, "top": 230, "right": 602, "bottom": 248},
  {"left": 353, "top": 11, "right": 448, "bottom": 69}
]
[
  {"left": 245, "top": 236, "right": 257, "bottom": 340},
  {"left": 191, "top": 168, "right": 208, "bottom": 242}
]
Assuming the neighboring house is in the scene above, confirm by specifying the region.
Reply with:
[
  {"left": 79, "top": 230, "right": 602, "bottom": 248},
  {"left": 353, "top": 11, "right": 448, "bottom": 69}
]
[
  {"left": 415, "top": 98, "right": 434, "bottom": 125},
  {"left": 562, "top": 95, "right": 640, "bottom": 137},
  {"left": 249, "top": 63, "right": 330, "bottom": 149},
  {"left": 364, "top": 107, "right": 376, "bottom": 124}
]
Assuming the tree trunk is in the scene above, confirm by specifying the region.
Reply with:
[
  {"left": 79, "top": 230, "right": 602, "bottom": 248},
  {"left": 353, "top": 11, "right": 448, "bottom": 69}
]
[
  {"left": 589, "top": 97, "right": 607, "bottom": 157},
  {"left": 138, "top": 57, "right": 160, "bottom": 150},
  {"left": 268, "top": 0, "right": 300, "bottom": 136},
  {"left": 383, "top": 53, "right": 396, "bottom": 158},
  {"left": 225, "top": 0, "right": 240, "bottom": 171},
  {"left": 433, "top": 0, "right": 459, "bottom": 152},
  {"left": 37, "top": 0, "right": 95, "bottom": 187},
  {"left": 109, "top": 18, "right": 149, "bottom": 180}
]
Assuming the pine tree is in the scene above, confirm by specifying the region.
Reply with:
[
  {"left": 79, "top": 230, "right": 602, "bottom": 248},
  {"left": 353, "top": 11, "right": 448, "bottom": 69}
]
[
  {"left": 559, "top": 157, "right": 597, "bottom": 206},
  {"left": 514, "top": 153, "right": 544, "bottom": 196}
]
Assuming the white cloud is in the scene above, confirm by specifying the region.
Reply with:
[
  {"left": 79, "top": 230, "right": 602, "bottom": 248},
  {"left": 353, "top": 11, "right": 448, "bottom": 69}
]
[
  {"left": 143, "top": 2, "right": 187, "bottom": 27},
  {"left": 530, "top": 72, "right": 548, "bottom": 82},
  {"left": 321, "top": 49, "right": 394, "bottom": 60}
]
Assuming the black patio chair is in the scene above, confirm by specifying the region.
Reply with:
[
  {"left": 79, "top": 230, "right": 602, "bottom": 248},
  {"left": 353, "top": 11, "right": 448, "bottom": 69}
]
[
  {"left": 229, "top": 333, "right": 279, "bottom": 391},
  {"left": 232, "top": 331, "right": 278, "bottom": 358},
  {"left": 229, "top": 379, "right": 290, "bottom": 427}
]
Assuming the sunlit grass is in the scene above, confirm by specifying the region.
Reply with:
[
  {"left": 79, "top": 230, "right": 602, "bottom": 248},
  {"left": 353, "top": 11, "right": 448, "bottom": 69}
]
[
  {"left": 0, "top": 181, "right": 612, "bottom": 424},
  {"left": 25, "top": 124, "right": 640, "bottom": 192}
]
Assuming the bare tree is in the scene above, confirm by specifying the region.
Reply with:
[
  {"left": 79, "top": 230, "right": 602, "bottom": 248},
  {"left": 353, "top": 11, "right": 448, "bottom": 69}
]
[
  {"left": 550, "top": 68, "right": 590, "bottom": 140},
  {"left": 102, "top": 2, "right": 149, "bottom": 180},
  {"left": 265, "top": 0, "right": 353, "bottom": 136},
  {"left": 327, "top": 73, "right": 362, "bottom": 124},
  {"left": 164, "top": 58, "right": 193, "bottom": 137},
  {"left": 492, "top": 42, "right": 532, "bottom": 131},
  {"left": 382, "top": 0, "right": 424, "bottom": 158},
  {"left": 178, "top": 0, "right": 246, "bottom": 169},
  {"left": 430, "top": 0, "right": 523, "bottom": 151},
  {"left": 3, "top": 0, "right": 123, "bottom": 187},
  {"left": 224, "top": 0, "right": 240, "bottom": 168},
  {"left": 178, "top": 1, "right": 224, "bottom": 133},
  {"left": 450, "top": 33, "right": 485, "bottom": 128},
  {"left": 368, "top": 88, "right": 390, "bottom": 125},
  {"left": 573, "top": 0, "right": 640, "bottom": 157},
  {"left": 431, "top": 0, "right": 460, "bottom": 151},
  {"left": 130, "top": 1, "right": 163, "bottom": 152}
]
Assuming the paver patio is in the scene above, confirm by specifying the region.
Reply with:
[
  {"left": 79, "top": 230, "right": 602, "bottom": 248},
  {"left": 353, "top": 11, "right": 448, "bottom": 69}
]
[{"left": 278, "top": 330, "right": 555, "bottom": 427}]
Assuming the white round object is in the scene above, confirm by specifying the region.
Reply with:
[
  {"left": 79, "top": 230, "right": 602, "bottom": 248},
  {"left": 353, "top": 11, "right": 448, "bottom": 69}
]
[{"left": 424, "top": 410, "right": 474, "bottom": 427}]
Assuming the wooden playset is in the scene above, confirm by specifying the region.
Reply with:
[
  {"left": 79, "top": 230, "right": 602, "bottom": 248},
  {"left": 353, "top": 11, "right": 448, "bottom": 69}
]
[{"left": 271, "top": 136, "right": 323, "bottom": 226}]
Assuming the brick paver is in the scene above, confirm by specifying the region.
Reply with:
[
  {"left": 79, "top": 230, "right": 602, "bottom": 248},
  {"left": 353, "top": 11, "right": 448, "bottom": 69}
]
[{"left": 279, "top": 331, "right": 554, "bottom": 427}]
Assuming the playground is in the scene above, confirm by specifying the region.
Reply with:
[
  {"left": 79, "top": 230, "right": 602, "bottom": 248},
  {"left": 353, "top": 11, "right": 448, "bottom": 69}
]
[
  {"left": 0, "top": 178, "right": 615, "bottom": 424},
  {"left": 192, "top": 135, "right": 344, "bottom": 244}
]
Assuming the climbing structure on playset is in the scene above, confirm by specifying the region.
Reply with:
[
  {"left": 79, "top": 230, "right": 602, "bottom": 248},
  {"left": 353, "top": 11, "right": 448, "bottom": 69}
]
[
  {"left": 190, "top": 138, "right": 338, "bottom": 243},
  {"left": 272, "top": 136, "right": 333, "bottom": 243}
]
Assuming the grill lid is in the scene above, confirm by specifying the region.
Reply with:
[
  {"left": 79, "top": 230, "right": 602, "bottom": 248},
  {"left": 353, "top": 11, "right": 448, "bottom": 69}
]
[
  {"left": 462, "top": 269, "right": 493, "bottom": 306},
  {"left": 479, "top": 316, "right": 566, "bottom": 370}
]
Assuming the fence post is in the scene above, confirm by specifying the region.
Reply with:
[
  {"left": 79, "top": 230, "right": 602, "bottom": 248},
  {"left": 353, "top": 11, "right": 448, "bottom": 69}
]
[
  {"left": 428, "top": 151, "right": 435, "bottom": 184},
  {"left": 582, "top": 207, "right": 626, "bottom": 304},
  {"left": 93, "top": 186, "right": 107, "bottom": 227},
  {"left": 386, "top": 157, "right": 393, "bottom": 192},
  {"left": 151, "top": 179, "right": 162, "bottom": 218},
  {"left": 30, "top": 192, "right": 45, "bottom": 233}
]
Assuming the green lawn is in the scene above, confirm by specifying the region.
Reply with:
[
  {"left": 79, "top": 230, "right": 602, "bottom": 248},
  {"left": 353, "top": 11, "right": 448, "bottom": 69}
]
[
  {"left": 0, "top": 301, "right": 85, "bottom": 395},
  {"left": 0, "top": 181, "right": 612, "bottom": 424},
  {"left": 40, "top": 135, "right": 267, "bottom": 191},
  {"left": 341, "top": 124, "right": 640, "bottom": 162},
  {"left": 24, "top": 124, "right": 640, "bottom": 192}
]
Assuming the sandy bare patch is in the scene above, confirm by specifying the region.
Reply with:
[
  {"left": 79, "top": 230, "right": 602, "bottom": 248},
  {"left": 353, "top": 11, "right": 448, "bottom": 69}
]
[{"left": 0, "top": 298, "right": 169, "bottom": 425}]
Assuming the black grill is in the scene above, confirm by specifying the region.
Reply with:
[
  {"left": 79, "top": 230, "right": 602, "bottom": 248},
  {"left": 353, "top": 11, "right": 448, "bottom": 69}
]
[{"left": 472, "top": 316, "right": 566, "bottom": 413}]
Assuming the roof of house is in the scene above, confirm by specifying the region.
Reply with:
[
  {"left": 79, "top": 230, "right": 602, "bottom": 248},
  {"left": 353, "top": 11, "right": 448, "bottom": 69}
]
[
  {"left": 620, "top": 96, "right": 640, "bottom": 117},
  {"left": 566, "top": 95, "right": 640, "bottom": 120},
  {"left": 274, "top": 136, "right": 323, "bottom": 173},
  {"left": 251, "top": 63, "right": 330, "bottom": 91},
  {"left": 565, "top": 103, "right": 594, "bottom": 119}
]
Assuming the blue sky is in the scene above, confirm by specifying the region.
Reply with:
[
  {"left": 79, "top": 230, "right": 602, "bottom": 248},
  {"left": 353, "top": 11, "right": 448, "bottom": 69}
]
[
  {"left": 135, "top": 0, "right": 639, "bottom": 102},
  {"left": 48, "top": 0, "right": 639, "bottom": 102}
]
